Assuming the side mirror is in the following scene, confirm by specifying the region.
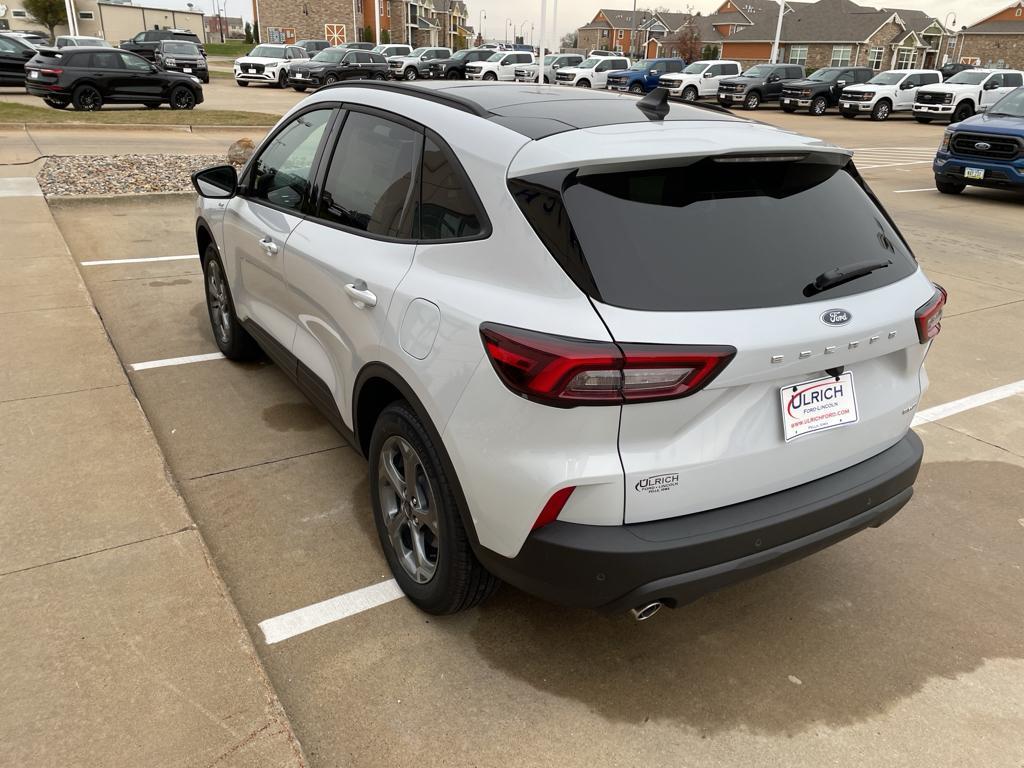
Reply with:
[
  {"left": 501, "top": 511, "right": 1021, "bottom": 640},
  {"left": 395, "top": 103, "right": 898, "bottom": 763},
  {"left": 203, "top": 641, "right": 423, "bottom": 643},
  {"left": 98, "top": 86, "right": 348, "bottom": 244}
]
[
  {"left": 703, "top": 71, "right": 713, "bottom": 78},
  {"left": 552, "top": 64, "right": 560, "bottom": 70},
  {"left": 192, "top": 165, "right": 237, "bottom": 199},
  {"left": 650, "top": 68, "right": 658, "bottom": 74},
  {"left": 984, "top": 80, "right": 999, "bottom": 90},
  {"left": 768, "top": 74, "right": 780, "bottom": 82},
  {"left": 836, "top": 80, "right": 847, "bottom": 86}
]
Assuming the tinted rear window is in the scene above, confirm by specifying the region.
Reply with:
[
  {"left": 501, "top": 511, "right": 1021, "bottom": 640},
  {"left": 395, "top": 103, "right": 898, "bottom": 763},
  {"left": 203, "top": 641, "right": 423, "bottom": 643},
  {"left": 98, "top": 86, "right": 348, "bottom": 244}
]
[{"left": 510, "top": 157, "right": 917, "bottom": 311}]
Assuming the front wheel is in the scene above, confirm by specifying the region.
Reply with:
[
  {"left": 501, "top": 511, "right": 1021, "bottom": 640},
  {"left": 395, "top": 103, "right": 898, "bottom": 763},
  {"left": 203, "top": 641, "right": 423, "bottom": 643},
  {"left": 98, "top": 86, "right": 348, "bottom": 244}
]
[
  {"left": 576, "top": 79, "right": 590, "bottom": 88},
  {"left": 370, "top": 402, "right": 499, "bottom": 614},
  {"left": 482, "top": 72, "right": 497, "bottom": 81},
  {"left": 168, "top": 85, "right": 196, "bottom": 110},
  {"left": 202, "top": 245, "right": 261, "bottom": 360},
  {"left": 870, "top": 99, "right": 892, "bottom": 121},
  {"left": 952, "top": 102, "right": 974, "bottom": 123},
  {"left": 935, "top": 177, "right": 966, "bottom": 195},
  {"left": 446, "top": 69, "right": 461, "bottom": 80},
  {"left": 324, "top": 73, "right": 338, "bottom": 85},
  {"left": 810, "top": 96, "right": 828, "bottom": 116},
  {"left": 841, "top": 112, "right": 856, "bottom": 119},
  {"left": 781, "top": 105, "right": 797, "bottom": 113},
  {"left": 629, "top": 82, "right": 645, "bottom": 95},
  {"left": 71, "top": 84, "right": 103, "bottom": 111},
  {"left": 404, "top": 67, "right": 418, "bottom": 81},
  {"left": 743, "top": 91, "right": 760, "bottom": 110},
  {"left": 292, "top": 85, "right": 307, "bottom": 92},
  {"left": 276, "top": 70, "right": 287, "bottom": 88},
  {"left": 682, "top": 86, "right": 698, "bottom": 102}
]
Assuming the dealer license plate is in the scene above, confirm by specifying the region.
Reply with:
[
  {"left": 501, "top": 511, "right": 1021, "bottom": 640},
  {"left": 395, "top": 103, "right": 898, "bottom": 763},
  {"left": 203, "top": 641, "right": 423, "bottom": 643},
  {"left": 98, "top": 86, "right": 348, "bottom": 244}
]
[
  {"left": 965, "top": 167, "right": 985, "bottom": 180},
  {"left": 248, "top": 68, "right": 256, "bottom": 74},
  {"left": 780, "top": 372, "right": 858, "bottom": 442},
  {"left": 184, "top": 67, "right": 192, "bottom": 73}
]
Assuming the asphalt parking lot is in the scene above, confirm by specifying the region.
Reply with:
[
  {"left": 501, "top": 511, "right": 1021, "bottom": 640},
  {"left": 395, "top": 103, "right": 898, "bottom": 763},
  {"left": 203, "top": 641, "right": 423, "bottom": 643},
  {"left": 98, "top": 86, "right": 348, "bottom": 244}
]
[{"left": 45, "top": 108, "right": 1024, "bottom": 766}]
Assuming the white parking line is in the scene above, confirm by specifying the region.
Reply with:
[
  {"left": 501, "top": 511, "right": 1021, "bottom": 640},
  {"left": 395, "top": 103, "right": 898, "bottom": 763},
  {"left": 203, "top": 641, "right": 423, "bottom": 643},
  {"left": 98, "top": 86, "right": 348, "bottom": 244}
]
[
  {"left": 259, "top": 580, "right": 404, "bottom": 644},
  {"left": 912, "top": 379, "right": 1024, "bottom": 427},
  {"left": 129, "top": 352, "right": 225, "bottom": 371},
  {"left": 81, "top": 254, "right": 200, "bottom": 266},
  {"left": 894, "top": 188, "right": 937, "bottom": 194}
]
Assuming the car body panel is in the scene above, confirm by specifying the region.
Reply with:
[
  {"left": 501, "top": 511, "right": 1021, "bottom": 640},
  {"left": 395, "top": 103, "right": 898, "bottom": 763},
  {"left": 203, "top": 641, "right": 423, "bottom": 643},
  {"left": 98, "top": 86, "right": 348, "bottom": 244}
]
[{"left": 934, "top": 96, "right": 1024, "bottom": 190}]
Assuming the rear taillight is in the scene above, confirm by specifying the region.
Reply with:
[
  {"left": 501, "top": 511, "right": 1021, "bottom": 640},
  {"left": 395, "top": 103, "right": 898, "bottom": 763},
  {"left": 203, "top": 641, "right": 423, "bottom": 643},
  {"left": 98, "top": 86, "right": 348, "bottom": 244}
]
[
  {"left": 915, "top": 284, "right": 947, "bottom": 343},
  {"left": 39, "top": 68, "right": 63, "bottom": 76},
  {"left": 480, "top": 323, "right": 735, "bottom": 407}
]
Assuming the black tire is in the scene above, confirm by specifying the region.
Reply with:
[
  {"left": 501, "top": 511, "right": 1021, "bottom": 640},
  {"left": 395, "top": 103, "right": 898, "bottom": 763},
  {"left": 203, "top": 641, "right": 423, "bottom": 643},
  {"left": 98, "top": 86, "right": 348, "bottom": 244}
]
[
  {"left": 629, "top": 82, "right": 645, "bottom": 94},
  {"left": 935, "top": 177, "right": 966, "bottom": 195},
  {"left": 404, "top": 67, "right": 418, "bottom": 81},
  {"left": 810, "top": 95, "right": 828, "bottom": 116},
  {"left": 543, "top": 75, "right": 550, "bottom": 84},
  {"left": 168, "top": 85, "right": 196, "bottom": 110},
  {"left": 682, "top": 85, "right": 698, "bottom": 102},
  {"left": 276, "top": 70, "right": 287, "bottom": 88},
  {"left": 870, "top": 99, "right": 892, "bottom": 121},
  {"left": 236, "top": 79, "right": 248, "bottom": 86},
  {"left": 369, "top": 401, "right": 499, "bottom": 614},
  {"left": 482, "top": 71, "right": 497, "bottom": 81},
  {"left": 201, "top": 75, "right": 210, "bottom": 84},
  {"left": 576, "top": 78, "right": 590, "bottom": 88},
  {"left": 372, "top": 72, "right": 386, "bottom": 80},
  {"left": 43, "top": 96, "right": 69, "bottom": 110},
  {"left": 446, "top": 69, "right": 460, "bottom": 80},
  {"left": 914, "top": 116, "right": 933, "bottom": 124},
  {"left": 202, "top": 244, "right": 260, "bottom": 361},
  {"left": 71, "top": 84, "right": 103, "bottom": 111},
  {"left": 324, "top": 73, "right": 338, "bottom": 85},
  {"left": 743, "top": 90, "right": 760, "bottom": 110},
  {"left": 952, "top": 102, "right": 974, "bottom": 123},
  {"left": 292, "top": 85, "right": 307, "bottom": 92}
]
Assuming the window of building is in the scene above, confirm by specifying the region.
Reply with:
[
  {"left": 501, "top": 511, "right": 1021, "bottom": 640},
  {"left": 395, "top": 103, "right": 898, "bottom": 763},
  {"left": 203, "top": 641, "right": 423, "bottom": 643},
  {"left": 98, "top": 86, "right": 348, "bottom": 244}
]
[
  {"left": 78, "top": 11, "right": 95, "bottom": 19},
  {"left": 318, "top": 111, "right": 420, "bottom": 238},
  {"left": 868, "top": 46, "right": 884, "bottom": 69},
  {"left": 830, "top": 45, "right": 852, "bottom": 67},
  {"left": 11, "top": 9, "right": 28, "bottom": 16},
  {"left": 895, "top": 47, "right": 915, "bottom": 68},
  {"left": 787, "top": 45, "right": 807, "bottom": 66},
  {"left": 250, "top": 109, "right": 331, "bottom": 213}
]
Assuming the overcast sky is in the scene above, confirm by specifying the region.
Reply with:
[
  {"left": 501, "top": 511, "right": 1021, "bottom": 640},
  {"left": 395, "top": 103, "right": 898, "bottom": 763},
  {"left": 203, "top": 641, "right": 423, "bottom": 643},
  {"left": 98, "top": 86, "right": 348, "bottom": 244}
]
[{"left": 176, "top": 0, "right": 1011, "bottom": 43}]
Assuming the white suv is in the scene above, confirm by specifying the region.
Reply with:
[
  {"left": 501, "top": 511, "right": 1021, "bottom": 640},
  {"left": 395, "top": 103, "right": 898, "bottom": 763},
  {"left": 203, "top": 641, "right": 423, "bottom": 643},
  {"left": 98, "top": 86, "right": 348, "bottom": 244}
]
[
  {"left": 466, "top": 51, "right": 534, "bottom": 81},
  {"left": 839, "top": 68, "right": 942, "bottom": 120},
  {"left": 234, "top": 43, "right": 308, "bottom": 88},
  {"left": 659, "top": 59, "right": 741, "bottom": 101},
  {"left": 913, "top": 68, "right": 1024, "bottom": 123},
  {"left": 192, "top": 81, "right": 943, "bottom": 617},
  {"left": 515, "top": 53, "right": 584, "bottom": 83},
  {"left": 553, "top": 55, "right": 630, "bottom": 88}
]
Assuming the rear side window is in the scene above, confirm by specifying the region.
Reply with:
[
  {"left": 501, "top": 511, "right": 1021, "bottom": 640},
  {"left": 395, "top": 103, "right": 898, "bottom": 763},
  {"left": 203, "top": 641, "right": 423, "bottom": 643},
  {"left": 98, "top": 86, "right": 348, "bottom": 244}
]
[
  {"left": 922, "top": 73, "right": 940, "bottom": 85},
  {"left": 89, "top": 50, "right": 123, "bottom": 68},
  {"left": 317, "top": 111, "right": 420, "bottom": 238},
  {"left": 419, "top": 136, "right": 483, "bottom": 240},
  {"left": 1006, "top": 73, "right": 1024, "bottom": 87},
  {"left": 510, "top": 158, "right": 917, "bottom": 311}
]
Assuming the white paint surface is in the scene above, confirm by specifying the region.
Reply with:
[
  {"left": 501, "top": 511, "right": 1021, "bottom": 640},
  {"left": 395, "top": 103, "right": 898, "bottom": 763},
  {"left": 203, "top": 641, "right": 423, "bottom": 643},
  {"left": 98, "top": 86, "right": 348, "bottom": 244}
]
[
  {"left": 81, "top": 254, "right": 200, "bottom": 266},
  {"left": 129, "top": 352, "right": 225, "bottom": 371},
  {"left": 259, "top": 580, "right": 404, "bottom": 644},
  {"left": 912, "top": 379, "right": 1024, "bottom": 427}
]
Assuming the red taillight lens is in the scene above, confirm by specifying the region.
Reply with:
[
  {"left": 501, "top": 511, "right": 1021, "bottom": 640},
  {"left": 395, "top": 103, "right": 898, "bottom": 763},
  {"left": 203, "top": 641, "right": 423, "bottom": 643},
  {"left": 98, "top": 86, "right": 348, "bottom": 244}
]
[
  {"left": 915, "top": 284, "right": 947, "bottom": 343},
  {"left": 480, "top": 323, "right": 735, "bottom": 407},
  {"left": 533, "top": 486, "right": 575, "bottom": 530},
  {"left": 39, "top": 68, "right": 63, "bottom": 76}
]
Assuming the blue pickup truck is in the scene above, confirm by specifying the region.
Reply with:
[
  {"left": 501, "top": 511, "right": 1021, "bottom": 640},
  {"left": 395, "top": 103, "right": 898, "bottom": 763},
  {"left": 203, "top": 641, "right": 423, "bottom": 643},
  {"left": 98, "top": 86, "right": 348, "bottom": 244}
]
[
  {"left": 934, "top": 86, "right": 1024, "bottom": 195},
  {"left": 605, "top": 58, "right": 685, "bottom": 94}
]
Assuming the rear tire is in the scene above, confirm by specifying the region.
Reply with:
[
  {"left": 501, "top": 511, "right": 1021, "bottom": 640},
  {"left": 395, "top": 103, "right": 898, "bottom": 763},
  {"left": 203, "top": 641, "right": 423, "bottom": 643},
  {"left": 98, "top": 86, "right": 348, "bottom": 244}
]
[
  {"left": 71, "top": 84, "right": 103, "bottom": 111},
  {"left": 870, "top": 99, "right": 891, "bottom": 121},
  {"left": 202, "top": 244, "right": 261, "bottom": 361},
  {"left": 43, "top": 96, "right": 69, "bottom": 110},
  {"left": 369, "top": 402, "right": 499, "bottom": 615},
  {"left": 372, "top": 72, "right": 386, "bottom": 80},
  {"left": 935, "top": 177, "right": 966, "bottom": 195}
]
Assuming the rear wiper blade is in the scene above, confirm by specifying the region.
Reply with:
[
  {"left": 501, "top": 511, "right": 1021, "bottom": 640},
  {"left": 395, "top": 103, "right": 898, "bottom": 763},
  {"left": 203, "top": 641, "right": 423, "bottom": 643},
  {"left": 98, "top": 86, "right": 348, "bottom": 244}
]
[{"left": 805, "top": 259, "right": 891, "bottom": 297}]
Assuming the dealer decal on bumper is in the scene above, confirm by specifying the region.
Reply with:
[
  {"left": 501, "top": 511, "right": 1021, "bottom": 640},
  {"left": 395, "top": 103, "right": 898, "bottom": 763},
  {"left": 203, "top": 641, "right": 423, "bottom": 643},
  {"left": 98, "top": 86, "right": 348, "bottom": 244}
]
[{"left": 635, "top": 473, "right": 679, "bottom": 494}]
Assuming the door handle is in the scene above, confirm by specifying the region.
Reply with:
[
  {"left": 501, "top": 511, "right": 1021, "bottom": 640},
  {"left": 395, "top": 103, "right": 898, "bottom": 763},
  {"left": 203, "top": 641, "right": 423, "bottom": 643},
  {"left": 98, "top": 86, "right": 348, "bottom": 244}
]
[
  {"left": 344, "top": 280, "right": 377, "bottom": 308},
  {"left": 258, "top": 237, "right": 278, "bottom": 255}
]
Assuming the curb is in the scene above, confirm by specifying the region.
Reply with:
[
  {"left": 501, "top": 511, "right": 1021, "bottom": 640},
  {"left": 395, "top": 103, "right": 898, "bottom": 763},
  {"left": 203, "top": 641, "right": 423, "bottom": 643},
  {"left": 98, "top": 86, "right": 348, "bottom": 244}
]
[
  {"left": 46, "top": 190, "right": 196, "bottom": 204},
  {"left": 0, "top": 122, "right": 273, "bottom": 133}
]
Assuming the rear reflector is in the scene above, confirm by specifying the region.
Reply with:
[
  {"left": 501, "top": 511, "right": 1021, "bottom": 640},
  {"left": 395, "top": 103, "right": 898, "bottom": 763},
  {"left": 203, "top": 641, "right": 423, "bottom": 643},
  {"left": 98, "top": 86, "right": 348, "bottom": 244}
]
[
  {"left": 915, "top": 284, "right": 947, "bottom": 343},
  {"left": 480, "top": 323, "right": 735, "bottom": 407},
  {"left": 533, "top": 486, "right": 575, "bottom": 530}
]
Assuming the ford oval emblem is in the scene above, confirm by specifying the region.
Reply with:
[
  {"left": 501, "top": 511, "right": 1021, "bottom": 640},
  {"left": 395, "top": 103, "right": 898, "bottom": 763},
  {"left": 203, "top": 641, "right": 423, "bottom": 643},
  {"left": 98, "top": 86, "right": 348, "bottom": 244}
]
[
  {"left": 974, "top": 142, "right": 992, "bottom": 151},
  {"left": 821, "top": 309, "right": 852, "bottom": 326}
]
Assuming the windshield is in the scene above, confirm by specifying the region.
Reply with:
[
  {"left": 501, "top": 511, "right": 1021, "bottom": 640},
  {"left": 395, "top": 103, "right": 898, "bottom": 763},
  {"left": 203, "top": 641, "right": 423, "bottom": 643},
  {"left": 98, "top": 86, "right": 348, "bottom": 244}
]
[
  {"left": 630, "top": 59, "right": 655, "bottom": 71},
  {"left": 410, "top": 47, "right": 427, "bottom": 57},
  {"left": 578, "top": 57, "right": 601, "bottom": 69},
  {"left": 249, "top": 45, "right": 285, "bottom": 58},
  {"left": 312, "top": 49, "right": 345, "bottom": 63},
  {"left": 742, "top": 65, "right": 771, "bottom": 77},
  {"left": 163, "top": 41, "right": 199, "bottom": 55},
  {"left": 868, "top": 71, "right": 905, "bottom": 85},
  {"left": 487, "top": 52, "right": 504, "bottom": 62},
  {"left": 683, "top": 61, "right": 709, "bottom": 74},
  {"left": 988, "top": 88, "right": 1024, "bottom": 117},
  {"left": 809, "top": 68, "right": 840, "bottom": 81},
  {"left": 543, "top": 55, "right": 557, "bottom": 64},
  {"left": 947, "top": 71, "right": 990, "bottom": 85},
  {"left": 79, "top": 37, "right": 107, "bottom": 46}
]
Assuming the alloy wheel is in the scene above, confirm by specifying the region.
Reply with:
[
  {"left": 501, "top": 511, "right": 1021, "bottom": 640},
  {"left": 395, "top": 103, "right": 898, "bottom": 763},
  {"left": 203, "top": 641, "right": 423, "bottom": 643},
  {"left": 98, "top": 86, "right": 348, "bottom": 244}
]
[
  {"left": 377, "top": 435, "right": 440, "bottom": 584},
  {"left": 205, "top": 260, "right": 232, "bottom": 345},
  {"left": 683, "top": 86, "right": 697, "bottom": 102},
  {"left": 325, "top": 74, "right": 338, "bottom": 85},
  {"left": 171, "top": 88, "right": 195, "bottom": 110},
  {"left": 77, "top": 86, "right": 101, "bottom": 111}
]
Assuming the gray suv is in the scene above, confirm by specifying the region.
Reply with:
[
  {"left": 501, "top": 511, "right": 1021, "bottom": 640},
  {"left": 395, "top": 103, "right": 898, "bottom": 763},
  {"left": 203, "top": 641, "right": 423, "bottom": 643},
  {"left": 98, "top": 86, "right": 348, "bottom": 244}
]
[
  {"left": 388, "top": 47, "right": 452, "bottom": 80},
  {"left": 718, "top": 63, "right": 805, "bottom": 110}
]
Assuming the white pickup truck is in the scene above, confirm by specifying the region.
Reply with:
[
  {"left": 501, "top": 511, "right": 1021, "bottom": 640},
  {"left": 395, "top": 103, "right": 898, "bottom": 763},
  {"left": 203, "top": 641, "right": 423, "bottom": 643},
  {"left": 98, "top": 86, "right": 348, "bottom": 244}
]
[
  {"left": 839, "top": 69, "right": 942, "bottom": 121},
  {"left": 913, "top": 68, "right": 1024, "bottom": 123},
  {"left": 658, "top": 59, "right": 741, "bottom": 101}
]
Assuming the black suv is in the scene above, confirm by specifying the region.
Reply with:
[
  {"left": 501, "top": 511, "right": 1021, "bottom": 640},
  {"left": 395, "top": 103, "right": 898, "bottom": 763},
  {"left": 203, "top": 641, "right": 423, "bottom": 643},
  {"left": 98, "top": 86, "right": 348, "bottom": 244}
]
[
  {"left": 939, "top": 62, "right": 974, "bottom": 81},
  {"left": 288, "top": 49, "right": 388, "bottom": 90},
  {"left": 780, "top": 66, "right": 874, "bottom": 115},
  {"left": 0, "top": 32, "right": 36, "bottom": 86},
  {"left": 295, "top": 39, "right": 330, "bottom": 54},
  {"left": 25, "top": 47, "right": 204, "bottom": 111},
  {"left": 718, "top": 63, "right": 805, "bottom": 109},
  {"left": 429, "top": 48, "right": 494, "bottom": 79},
  {"left": 120, "top": 29, "right": 205, "bottom": 61},
  {"left": 154, "top": 39, "right": 208, "bottom": 83}
]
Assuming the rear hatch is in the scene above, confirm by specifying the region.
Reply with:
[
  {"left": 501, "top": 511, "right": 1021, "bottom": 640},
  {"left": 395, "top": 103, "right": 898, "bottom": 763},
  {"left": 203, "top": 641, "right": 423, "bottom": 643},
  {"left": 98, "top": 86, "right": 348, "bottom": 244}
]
[
  {"left": 509, "top": 123, "right": 937, "bottom": 524},
  {"left": 24, "top": 49, "right": 67, "bottom": 89}
]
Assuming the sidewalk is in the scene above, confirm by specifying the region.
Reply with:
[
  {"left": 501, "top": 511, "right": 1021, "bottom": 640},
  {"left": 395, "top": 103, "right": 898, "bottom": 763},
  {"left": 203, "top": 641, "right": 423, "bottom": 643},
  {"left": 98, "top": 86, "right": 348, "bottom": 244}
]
[{"left": 0, "top": 172, "right": 304, "bottom": 762}]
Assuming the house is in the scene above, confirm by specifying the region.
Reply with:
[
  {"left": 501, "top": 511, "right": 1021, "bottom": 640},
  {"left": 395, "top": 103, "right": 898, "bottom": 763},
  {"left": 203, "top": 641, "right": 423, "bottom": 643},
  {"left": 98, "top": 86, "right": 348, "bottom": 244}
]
[
  {"left": 575, "top": 8, "right": 648, "bottom": 57},
  {"left": 955, "top": 0, "right": 1024, "bottom": 69},
  {"left": 684, "top": 0, "right": 952, "bottom": 71}
]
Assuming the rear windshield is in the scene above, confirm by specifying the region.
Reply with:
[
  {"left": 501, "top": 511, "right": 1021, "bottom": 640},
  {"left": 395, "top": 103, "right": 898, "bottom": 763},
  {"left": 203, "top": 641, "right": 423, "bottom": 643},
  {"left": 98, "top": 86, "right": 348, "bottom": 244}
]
[{"left": 510, "top": 157, "right": 917, "bottom": 311}]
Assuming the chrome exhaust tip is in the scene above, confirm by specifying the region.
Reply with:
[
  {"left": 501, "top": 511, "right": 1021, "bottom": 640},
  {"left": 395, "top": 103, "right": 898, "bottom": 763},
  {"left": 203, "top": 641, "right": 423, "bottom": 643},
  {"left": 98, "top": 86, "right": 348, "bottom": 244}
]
[{"left": 630, "top": 602, "right": 663, "bottom": 621}]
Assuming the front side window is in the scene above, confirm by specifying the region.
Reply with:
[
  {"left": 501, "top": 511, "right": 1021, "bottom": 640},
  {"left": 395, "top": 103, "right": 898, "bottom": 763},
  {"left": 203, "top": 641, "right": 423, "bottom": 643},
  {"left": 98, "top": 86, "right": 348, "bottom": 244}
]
[
  {"left": 868, "top": 47, "right": 884, "bottom": 70},
  {"left": 830, "top": 45, "right": 852, "bottom": 67},
  {"left": 787, "top": 46, "right": 807, "bottom": 66},
  {"left": 250, "top": 109, "right": 332, "bottom": 212},
  {"left": 419, "top": 136, "right": 483, "bottom": 240},
  {"left": 317, "top": 112, "right": 420, "bottom": 238},
  {"left": 120, "top": 52, "right": 151, "bottom": 71}
]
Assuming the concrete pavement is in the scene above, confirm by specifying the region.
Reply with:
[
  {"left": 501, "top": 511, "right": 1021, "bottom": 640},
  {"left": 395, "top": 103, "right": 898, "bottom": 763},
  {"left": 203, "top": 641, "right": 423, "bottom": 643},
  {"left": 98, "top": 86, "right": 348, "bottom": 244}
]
[{"left": 0, "top": 168, "right": 304, "bottom": 763}]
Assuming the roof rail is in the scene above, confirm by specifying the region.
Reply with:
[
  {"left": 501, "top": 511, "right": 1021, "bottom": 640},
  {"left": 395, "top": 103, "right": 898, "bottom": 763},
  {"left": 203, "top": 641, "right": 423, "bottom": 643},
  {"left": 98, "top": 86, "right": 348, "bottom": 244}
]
[{"left": 316, "top": 80, "right": 492, "bottom": 118}]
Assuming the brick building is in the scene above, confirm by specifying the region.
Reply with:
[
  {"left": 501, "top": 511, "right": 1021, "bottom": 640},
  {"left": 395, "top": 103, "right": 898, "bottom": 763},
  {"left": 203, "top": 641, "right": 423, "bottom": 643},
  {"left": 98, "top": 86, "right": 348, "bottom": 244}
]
[
  {"left": 955, "top": 1, "right": 1024, "bottom": 69},
  {"left": 576, "top": 9, "right": 648, "bottom": 57}
]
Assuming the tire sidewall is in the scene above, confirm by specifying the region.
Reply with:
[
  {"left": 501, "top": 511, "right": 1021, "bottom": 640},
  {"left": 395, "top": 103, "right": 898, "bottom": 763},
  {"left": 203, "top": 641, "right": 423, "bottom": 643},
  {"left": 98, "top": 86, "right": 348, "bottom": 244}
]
[
  {"left": 745, "top": 91, "right": 760, "bottom": 109},
  {"left": 811, "top": 96, "right": 827, "bottom": 115},
  {"left": 683, "top": 86, "right": 698, "bottom": 102},
  {"left": 73, "top": 84, "right": 102, "bottom": 111},
  {"left": 202, "top": 245, "right": 236, "bottom": 353}
]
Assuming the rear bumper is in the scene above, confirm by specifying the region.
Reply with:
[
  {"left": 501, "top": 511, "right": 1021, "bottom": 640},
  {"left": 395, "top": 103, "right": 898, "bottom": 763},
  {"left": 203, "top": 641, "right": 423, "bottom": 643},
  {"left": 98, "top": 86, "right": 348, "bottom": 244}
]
[{"left": 475, "top": 431, "right": 923, "bottom": 611}]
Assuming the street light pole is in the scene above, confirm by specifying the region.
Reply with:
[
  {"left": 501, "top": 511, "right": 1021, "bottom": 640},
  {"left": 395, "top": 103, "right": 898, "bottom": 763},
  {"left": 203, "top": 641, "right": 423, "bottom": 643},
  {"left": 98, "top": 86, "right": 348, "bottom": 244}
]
[
  {"left": 479, "top": 10, "right": 485, "bottom": 42},
  {"left": 505, "top": 18, "right": 511, "bottom": 46},
  {"left": 770, "top": 0, "right": 784, "bottom": 63}
]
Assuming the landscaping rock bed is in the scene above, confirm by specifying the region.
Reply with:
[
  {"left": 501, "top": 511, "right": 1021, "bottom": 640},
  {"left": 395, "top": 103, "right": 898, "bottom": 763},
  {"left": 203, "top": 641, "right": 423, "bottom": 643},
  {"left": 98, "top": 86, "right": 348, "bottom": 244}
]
[{"left": 37, "top": 153, "right": 224, "bottom": 196}]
